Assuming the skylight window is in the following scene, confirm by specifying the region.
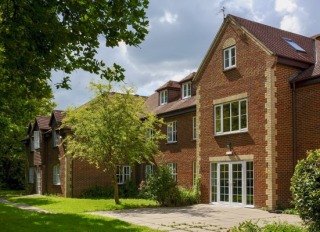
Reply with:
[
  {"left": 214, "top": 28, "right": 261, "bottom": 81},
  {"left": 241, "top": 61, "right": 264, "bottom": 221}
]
[{"left": 283, "top": 38, "right": 306, "bottom": 52}]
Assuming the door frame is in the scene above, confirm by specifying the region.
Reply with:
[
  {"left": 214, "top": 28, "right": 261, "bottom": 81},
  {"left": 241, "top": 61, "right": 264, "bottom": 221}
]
[
  {"left": 36, "top": 166, "right": 41, "bottom": 194},
  {"left": 211, "top": 161, "right": 254, "bottom": 207}
]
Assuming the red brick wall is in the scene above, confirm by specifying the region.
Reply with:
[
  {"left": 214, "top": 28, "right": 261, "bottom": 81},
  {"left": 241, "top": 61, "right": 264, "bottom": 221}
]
[
  {"left": 296, "top": 83, "right": 320, "bottom": 161},
  {"left": 274, "top": 64, "right": 297, "bottom": 208},
  {"left": 168, "top": 88, "right": 181, "bottom": 103},
  {"left": 156, "top": 111, "right": 197, "bottom": 189},
  {"left": 196, "top": 22, "right": 271, "bottom": 207}
]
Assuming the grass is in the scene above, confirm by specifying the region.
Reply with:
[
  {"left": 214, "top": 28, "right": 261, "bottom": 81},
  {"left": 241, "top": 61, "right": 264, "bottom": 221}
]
[
  {"left": 0, "top": 189, "right": 26, "bottom": 197},
  {"left": 0, "top": 202, "right": 161, "bottom": 232},
  {"left": 8, "top": 195, "right": 158, "bottom": 214}
]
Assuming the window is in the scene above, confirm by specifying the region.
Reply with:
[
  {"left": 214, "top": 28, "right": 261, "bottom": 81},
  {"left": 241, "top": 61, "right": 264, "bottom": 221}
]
[
  {"left": 53, "top": 130, "right": 59, "bottom": 147},
  {"left": 167, "top": 121, "right": 177, "bottom": 143},
  {"left": 145, "top": 164, "right": 154, "bottom": 180},
  {"left": 167, "top": 163, "right": 177, "bottom": 181},
  {"left": 283, "top": 38, "right": 306, "bottom": 52},
  {"left": 29, "top": 167, "right": 34, "bottom": 184},
  {"left": 117, "top": 166, "right": 131, "bottom": 184},
  {"left": 214, "top": 99, "right": 247, "bottom": 135},
  {"left": 182, "top": 82, "right": 191, "bottom": 99},
  {"left": 53, "top": 165, "right": 61, "bottom": 185},
  {"left": 146, "top": 128, "right": 153, "bottom": 139},
  {"left": 34, "top": 131, "right": 40, "bottom": 149},
  {"left": 193, "top": 117, "right": 197, "bottom": 140},
  {"left": 160, "top": 90, "right": 168, "bottom": 105},
  {"left": 224, "top": 46, "right": 236, "bottom": 69}
]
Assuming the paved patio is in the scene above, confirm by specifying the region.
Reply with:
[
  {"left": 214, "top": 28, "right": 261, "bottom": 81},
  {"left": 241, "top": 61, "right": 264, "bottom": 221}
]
[{"left": 89, "top": 204, "right": 302, "bottom": 232}]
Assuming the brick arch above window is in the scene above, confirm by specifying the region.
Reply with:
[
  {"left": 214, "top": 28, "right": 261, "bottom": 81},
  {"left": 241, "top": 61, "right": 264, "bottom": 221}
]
[{"left": 223, "top": 38, "right": 236, "bottom": 49}]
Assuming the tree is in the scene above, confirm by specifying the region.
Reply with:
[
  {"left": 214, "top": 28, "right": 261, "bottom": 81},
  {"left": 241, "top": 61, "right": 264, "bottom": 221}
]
[
  {"left": 291, "top": 149, "right": 320, "bottom": 231},
  {"left": 0, "top": 0, "right": 149, "bottom": 89},
  {"left": 62, "top": 82, "right": 165, "bottom": 204}
]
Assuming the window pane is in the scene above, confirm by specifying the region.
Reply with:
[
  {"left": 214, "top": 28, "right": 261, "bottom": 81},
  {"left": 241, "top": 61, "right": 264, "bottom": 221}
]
[
  {"left": 231, "top": 102, "right": 239, "bottom": 117},
  {"left": 232, "top": 116, "right": 239, "bottom": 131},
  {"left": 224, "top": 50, "right": 229, "bottom": 68},
  {"left": 231, "top": 47, "right": 236, "bottom": 66},
  {"left": 246, "top": 161, "right": 254, "bottom": 205},
  {"left": 211, "top": 163, "right": 217, "bottom": 202},
  {"left": 240, "top": 100, "right": 247, "bottom": 129},
  {"left": 215, "top": 106, "right": 221, "bottom": 133},
  {"left": 223, "top": 117, "right": 230, "bottom": 132},
  {"left": 223, "top": 104, "right": 230, "bottom": 132}
]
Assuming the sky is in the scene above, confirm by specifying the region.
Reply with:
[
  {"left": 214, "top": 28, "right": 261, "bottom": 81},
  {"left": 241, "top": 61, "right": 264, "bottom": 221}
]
[{"left": 50, "top": 0, "right": 320, "bottom": 110}]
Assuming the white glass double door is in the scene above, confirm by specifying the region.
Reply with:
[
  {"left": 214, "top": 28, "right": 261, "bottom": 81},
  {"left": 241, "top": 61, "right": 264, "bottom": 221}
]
[{"left": 211, "top": 161, "right": 254, "bottom": 206}]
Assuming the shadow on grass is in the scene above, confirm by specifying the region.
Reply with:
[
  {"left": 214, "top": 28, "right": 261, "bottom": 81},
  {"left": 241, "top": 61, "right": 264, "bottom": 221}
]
[
  {"left": 8, "top": 197, "right": 58, "bottom": 206},
  {"left": 0, "top": 203, "right": 159, "bottom": 232}
]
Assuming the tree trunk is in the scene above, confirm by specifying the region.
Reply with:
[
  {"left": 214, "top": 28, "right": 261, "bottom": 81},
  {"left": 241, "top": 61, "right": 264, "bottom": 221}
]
[{"left": 113, "top": 173, "right": 120, "bottom": 204}]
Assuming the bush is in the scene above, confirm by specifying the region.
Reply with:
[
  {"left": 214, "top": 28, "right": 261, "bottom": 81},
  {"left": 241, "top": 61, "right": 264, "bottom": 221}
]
[
  {"left": 140, "top": 166, "right": 200, "bottom": 206},
  {"left": 81, "top": 181, "right": 139, "bottom": 199},
  {"left": 291, "top": 149, "right": 320, "bottom": 232},
  {"left": 231, "top": 220, "right": 305, "bottom": 232}
]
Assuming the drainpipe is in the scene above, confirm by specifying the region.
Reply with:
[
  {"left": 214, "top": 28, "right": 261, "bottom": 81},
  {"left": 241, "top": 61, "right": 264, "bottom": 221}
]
[{"left": 292, "top": 82, "right": 297, "bottom": 172}]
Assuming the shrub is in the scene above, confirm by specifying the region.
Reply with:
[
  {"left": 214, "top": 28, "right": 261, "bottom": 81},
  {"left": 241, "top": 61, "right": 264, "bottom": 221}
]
[
  {"left": 81, "top": 185, "right": 114, "bottom": 199},
  {"left": 291, "top": 149, "right": 320, "bottom": 232},
  {"left": 231, "top": 220, "right": 305, "bottom": 232},
  {"left": 81, "top": 181, "right": 139, "bottom": 199},
  {"left": 140, "top": 166, "right": 200, "bottom": 206}
]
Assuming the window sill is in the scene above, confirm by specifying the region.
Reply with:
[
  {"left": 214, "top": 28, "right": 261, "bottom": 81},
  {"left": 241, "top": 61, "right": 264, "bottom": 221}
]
[
  {"left": 223, "top": 66, "right": 237, "bottom": 72},
  {"left": 166, "top": 141, "right": 177, "bottom": 145},
  {"left": 53, "top": 184, "right": 61, "bottom": 186},
  {"left": 214, "top": 130, "right": 248, "bottom": 137}
]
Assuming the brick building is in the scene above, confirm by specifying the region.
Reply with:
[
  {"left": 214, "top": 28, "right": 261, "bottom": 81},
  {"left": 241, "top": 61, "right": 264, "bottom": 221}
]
[
  {"left": 194, "top": 15, "right": 320, "bottom": 209},
  {"left": 25, "top": 15, "right": 320, "bottom": 209}
]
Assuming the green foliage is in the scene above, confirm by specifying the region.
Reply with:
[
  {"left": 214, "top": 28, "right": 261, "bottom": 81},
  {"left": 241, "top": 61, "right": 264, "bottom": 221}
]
[
  {"left": 81, "top": 185, "right": 114, "bottom": 199},
  {"left": 0, "top": 0, "right": 149, "bottom": 89},
  {"left": 291, "top": 149, "right": 320, "bottom": 232},
  {"left": 141, "top": 166, "right": 199, "bottom": 206},
  {"left": 0, "top": 156, "right": 25, "bottom": 190},
  {"left": 62, "top": 82, "right": 165, "bottom": 204},
  {"left": 8, "top": 195, "right": 158, "bottom": 214},
  {"left": 81, "top": 181, "right": 139, "bottom": 199},
  {"left": 231, "top": 220, "right": 305, "bottom": 232},
  {"left": 0, "top": 203, "right": 160, "bottom": 232}
]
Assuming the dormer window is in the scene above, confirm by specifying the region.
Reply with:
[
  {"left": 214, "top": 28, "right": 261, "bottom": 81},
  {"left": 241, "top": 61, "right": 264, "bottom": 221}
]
[
  {"left": 224, "top": 46, "right": 236, "bottom": 70},
  {"left": 160, "top": 90, "right": 168, "bottom": 105},
  {"left": 182, "top": 82, "right": 191, "bottom": 99}
]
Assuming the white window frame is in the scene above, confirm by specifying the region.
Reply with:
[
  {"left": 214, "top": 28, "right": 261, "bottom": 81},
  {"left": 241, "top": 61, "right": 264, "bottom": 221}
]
[
  {"left": 117, "top": 165, "right": 131, "bottom": 184},
  {"left": 34, "top": 131, "right": 40, "bottom": 149},
  {"left": 53, "top": 130, "right": 59, "bottom": 147},
  {"left": 193, "top": 117, "right": 197, "bottom": 140},
  {"left": 145, "top": 164, "right": 154, "bottom": 180},
  {"left": 182, "top": 82, "right": 191, "bottom": 99},
  {"left": 214, "top": 99, "right": 248, "bottom": 135},
  {"left": 167, "top": 163, "right": 177, "bottom": 182},
  {"left": 224, "top": 46, "right": 236, "bottom": 70},
  {"left": 160, "top": 90, "right": 168, "bottom": 105},
  {"left": 53, "top": 164, "right": 61, "bottom": 185},
  {"left": 167, "top": 121, "right": 177, "bottom": 143},
  {"left": 29, "top": 167, "right": 34, "bottom": 184}
]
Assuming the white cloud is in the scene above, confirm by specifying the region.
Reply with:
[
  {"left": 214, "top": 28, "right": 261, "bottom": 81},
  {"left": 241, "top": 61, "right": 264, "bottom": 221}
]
[
  {"left": 280, "top": 15, "right": 302, "bottom": 34},
  {"left": 159, "top": 11, "right": 178, "bottom": 24},
  {"left": 275, "top": 0, "right": 297, "bottom": 13}
]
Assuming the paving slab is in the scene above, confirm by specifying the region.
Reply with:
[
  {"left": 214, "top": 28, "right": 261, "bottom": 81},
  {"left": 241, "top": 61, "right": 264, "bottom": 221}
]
[
  {"left": 0, "top": 196, "right": 51, "bottom": 214},
  {"left": 89, "top": 204, "right": 302, "bottom": 231}
]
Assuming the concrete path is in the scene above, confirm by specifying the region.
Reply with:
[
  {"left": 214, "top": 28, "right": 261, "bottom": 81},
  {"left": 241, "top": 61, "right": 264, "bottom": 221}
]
[
  {"left": 0, "top": 196, "right": 51, "bottom": 214},
  {"left": 89, "top": 204, "right": 302, "bottom": 232}
]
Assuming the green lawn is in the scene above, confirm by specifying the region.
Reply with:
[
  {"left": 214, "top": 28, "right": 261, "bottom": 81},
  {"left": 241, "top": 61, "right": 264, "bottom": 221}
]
[
  {"left": 0, "top": 203, "right": 161, "bottom": 232},
  {"left": 8, "top": 195, "right": 158, "bottom": 214},
  {"left": 0, "top": 189, "right": 26, "bottom": 197}
]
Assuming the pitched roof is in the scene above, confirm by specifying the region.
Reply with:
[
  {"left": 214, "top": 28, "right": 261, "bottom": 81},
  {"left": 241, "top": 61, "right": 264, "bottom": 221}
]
[
  {"left": 230, "top": 15, "right": 315, "bottom": 64},
  {"left": 146, "top": 92, "right": 196, "bottom": 116},
  {"left": 156, "top": 80, "right": 180, "bottom": 92},
  {"left": 291, "top": 40, "right": 320, "bottom": 83},
  {"left": 35, "top": 116, "right": 50, "bottom": 130},
  {"left": 52, "top": 110, "right": 65, "bottom": 126},
  {"left": 179, "top": 72, "right": 196, "bottom": 83}
]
